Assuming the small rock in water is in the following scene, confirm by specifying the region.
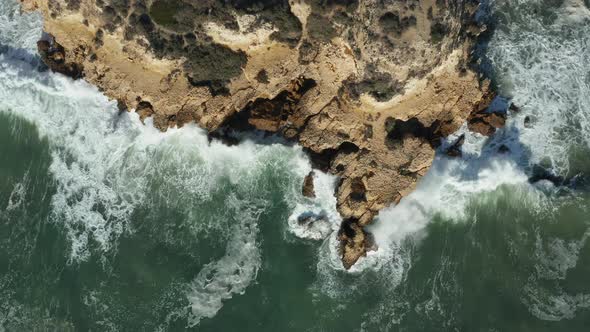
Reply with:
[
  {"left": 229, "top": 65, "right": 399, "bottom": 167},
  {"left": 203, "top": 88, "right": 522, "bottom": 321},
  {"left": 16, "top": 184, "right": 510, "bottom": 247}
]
[
  {"left": 297, "top": 212, "right": 326, "bottom": 226},
  {"left": 302, "top": 171, "right": 316, "bottom": 198},
  {"left": 524, "top": 116, "right": 533, "bottom": 128},
  {"left": 509, "top": 103, "right": 521, "bottom": 113},
  {"left": 446, "top": 134, "right": 466, "bottom": 157}
]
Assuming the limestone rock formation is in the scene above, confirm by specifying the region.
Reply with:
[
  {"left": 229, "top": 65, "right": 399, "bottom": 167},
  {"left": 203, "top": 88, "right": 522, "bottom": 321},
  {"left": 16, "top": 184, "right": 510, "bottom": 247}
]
[{"left": 22, "top": 0, "right": 495, "bottom": 269}]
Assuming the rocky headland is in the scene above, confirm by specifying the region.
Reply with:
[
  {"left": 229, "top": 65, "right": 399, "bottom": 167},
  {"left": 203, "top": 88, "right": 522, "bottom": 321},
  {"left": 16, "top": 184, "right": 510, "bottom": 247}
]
[{"left": 21, "top": 0, "right": 499, "bottom": 269}]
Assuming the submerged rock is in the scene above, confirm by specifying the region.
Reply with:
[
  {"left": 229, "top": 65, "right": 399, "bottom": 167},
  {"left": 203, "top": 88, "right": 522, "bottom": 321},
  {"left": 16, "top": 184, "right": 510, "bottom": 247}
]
[
  {"left": 446, "top": 134, "right": 466, "bottom": 157},
  {"left": 509, "top": 103, "right": 521, "bottom": 113},
  {"left": 297, "top": 212, "right": 325, "bottom": 226},
  {"left": 529, "top": 166, "right": 565, "bottom": 186}
]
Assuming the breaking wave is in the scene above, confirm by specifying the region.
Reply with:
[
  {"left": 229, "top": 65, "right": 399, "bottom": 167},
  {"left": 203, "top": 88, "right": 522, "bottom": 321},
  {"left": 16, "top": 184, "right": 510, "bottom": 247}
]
[
  {"left": 2, "top": 0, "right": 590, "bottom": 329},
  {"left": 323, "top": 0, "right": 590, "bottom": 326},
  {"left": 0, "top": 0, "right": 341, "bottom": 326}
]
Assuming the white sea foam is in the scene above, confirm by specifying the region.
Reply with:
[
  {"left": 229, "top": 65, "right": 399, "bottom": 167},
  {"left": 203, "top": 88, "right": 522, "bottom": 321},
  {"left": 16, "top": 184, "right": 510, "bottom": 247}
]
[
  {"left": 3, "top": 0, "right": 590, "bottom": 326},
  {"left": 523, "top": 237, "right": 590, "bottom": 320},
  {"left": 186, "top": 195, "right": 264, "bottom": 326},
  {"left": 489, "top": 0, "right": 590, "bottom": 174},
  {"left": 5, "top": 170, "right": 29, "bottom": 212},
  {"left": 0, "top": 0, "right": 338, "bottom": 323},
  {"left": 359, "top": 0, "right": 589, "bottom": 260},
  {"left": 0, "top": 0, "right": 42, "bottom": 62},
  {"left": 486, "top": 0, "right": 590, "bottom": 321},
  {"left": 312, "top": 1, "right": 590, "bottom": 315},
  {"left": 287, "top": 168, "right": 341, "bottom": 241},
  {"left": 0, "top": 51, "right": 325, "bottom": 323}
]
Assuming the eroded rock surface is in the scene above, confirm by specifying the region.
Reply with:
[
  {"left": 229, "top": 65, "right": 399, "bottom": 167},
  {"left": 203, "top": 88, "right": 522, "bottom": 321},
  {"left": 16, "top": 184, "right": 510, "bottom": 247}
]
[{"left": 22, "top": 0, "right": 495, "bottom": 269}]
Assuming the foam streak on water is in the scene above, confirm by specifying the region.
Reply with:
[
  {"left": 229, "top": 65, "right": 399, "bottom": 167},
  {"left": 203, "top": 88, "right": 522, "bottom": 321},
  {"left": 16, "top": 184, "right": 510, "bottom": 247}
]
[
  {"left": 338, "top": 0, "right": 590, "bottom": 323},
  {"left": 2, "top": 0, "right": 590, "bottom": 328},
  {"left": 0, "top": 0, "right": 344, "bottom": 324},
  {"left": 489, "top": 0, "right": 590, "bottom": 174},
  {"left": 0, "top": 54, "right": 343, "bottom": 324}
]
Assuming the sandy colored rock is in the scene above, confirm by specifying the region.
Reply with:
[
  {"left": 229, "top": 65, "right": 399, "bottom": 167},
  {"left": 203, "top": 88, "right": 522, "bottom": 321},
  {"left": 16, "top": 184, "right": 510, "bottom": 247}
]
[
  {"left": 302, "top": 171, "right": 316, "bottom": 198},
  {"left": 22, "top": 0, "right": 496, "bottom": 268}
]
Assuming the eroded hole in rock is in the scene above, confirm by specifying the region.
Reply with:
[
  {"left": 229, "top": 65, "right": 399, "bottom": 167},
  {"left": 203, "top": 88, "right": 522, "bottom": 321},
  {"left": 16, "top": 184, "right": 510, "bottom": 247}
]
[
  {"left": 338, "top": 141, "right": 360, "bottom": 154},
  {"left": 350, "top": 178, "right": 367, "bottom": 202},
  {"left": 217, "top": 76, "right": 317, "bottom": 134},
  {"left": 37, "top": 38, "right": 84, "bottom": 79},
  {"left": 431, "top": 22, "right": 448, "bottom": 43},
  {"left": 305, "top": 141, "right": 359, "bottom": 172},
  {"left": 210, "top": 77, "right": 317, "bottom": 145},
  {"left": 379, "top": 11, "right": 417, "bottom": 36},
  {"left": 384, "top": 117, "right": 441, "bottom": 148},
  {"left": 135, "top": 101, "right": 154, "bottom": 123},
  {"left": 339, "top": 218, "right": 358, "bottom": 239},
  {"left": 255, "top": 69, "right": 269, "bottom": 84}
]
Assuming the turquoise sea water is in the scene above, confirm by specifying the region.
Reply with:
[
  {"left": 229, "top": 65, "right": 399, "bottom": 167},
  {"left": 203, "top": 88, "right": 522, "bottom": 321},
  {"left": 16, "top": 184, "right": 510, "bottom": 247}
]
[{"left": 1, "top": 0, "right": 590, "bottom": 330}]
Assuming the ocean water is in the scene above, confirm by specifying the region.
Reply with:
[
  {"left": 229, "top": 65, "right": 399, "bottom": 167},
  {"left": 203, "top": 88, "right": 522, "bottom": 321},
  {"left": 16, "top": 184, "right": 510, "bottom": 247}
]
[{"left": 1, "top": 0, "right": 589, "bottom": 330}]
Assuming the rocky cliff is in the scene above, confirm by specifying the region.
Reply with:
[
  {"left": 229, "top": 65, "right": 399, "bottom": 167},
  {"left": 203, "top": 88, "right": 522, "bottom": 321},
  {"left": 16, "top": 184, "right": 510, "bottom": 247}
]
[{"left": 21, "top": 0, "right": 495, "bottom": 269}]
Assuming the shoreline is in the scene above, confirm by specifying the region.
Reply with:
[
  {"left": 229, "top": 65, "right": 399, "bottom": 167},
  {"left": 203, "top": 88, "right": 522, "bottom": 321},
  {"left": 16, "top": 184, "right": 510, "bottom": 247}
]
[{"left": 22, "top": 0, "right": 504, "bottom": 268}]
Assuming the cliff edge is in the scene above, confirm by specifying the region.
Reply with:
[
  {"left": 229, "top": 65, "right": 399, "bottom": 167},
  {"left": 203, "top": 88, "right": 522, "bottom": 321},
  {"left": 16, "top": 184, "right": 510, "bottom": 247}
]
[{"left": 21, "top": 0, "right": 496, "bottom": 269}]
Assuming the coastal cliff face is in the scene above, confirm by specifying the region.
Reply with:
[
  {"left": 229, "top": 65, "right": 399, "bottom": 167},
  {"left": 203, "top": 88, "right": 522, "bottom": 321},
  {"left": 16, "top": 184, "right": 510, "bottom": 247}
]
[{"left": 21, "top": 0, "right": 494, "bottom": 269}]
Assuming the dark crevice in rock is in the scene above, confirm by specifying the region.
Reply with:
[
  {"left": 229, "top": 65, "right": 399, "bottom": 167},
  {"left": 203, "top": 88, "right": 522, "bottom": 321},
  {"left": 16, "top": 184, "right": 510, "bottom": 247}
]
[
  {"left": 349, "top": 178, "right": 367, "bottom": 202},
  {"left": 384, "top": 117, "right": 442, "bottom": 148},
  {"left": 216, "top": 76, "right": 317, "bottom": 134},
  {"left": 135, "top": 101, "right": 154, "bottom": 123},
  {"left": 379, "top": 11, "right": 417, "bottom": 36},
  {"left": 37, "top": 38, "right": 84, "bottom": 79},
  {"left": 305, "top": 141, "right": 359, "bottom": 172}
]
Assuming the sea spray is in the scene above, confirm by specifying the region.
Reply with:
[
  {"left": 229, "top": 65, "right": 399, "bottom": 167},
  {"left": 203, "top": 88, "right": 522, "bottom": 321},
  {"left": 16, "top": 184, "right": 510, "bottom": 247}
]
[
  {"left": 352, "top": 0, "right": 590, "bottom": 270},
  {"left": 488, "top": 0, "right": 590, "bottom": 175},
  {"left": 0, "top": 5, "right": 343, "bottom": 326},
  {"left": 2, "top": 0, "right": 590, "bottom": 329}
]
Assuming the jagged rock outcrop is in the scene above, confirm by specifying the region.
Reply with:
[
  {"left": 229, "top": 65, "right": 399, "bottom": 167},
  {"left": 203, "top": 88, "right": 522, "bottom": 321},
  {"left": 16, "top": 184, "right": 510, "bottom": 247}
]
[
  {"left": 467, "top": 90, "right": 506, "bottom": 136},
  {"left": 302, "top": 171, "right": 316, "bottom": 198},
  {"left": 22, "top": 0, "right": 495, "bottom": 269},
  {"left": 37, "top": 38, "right": 83, "bottom": 78}
]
